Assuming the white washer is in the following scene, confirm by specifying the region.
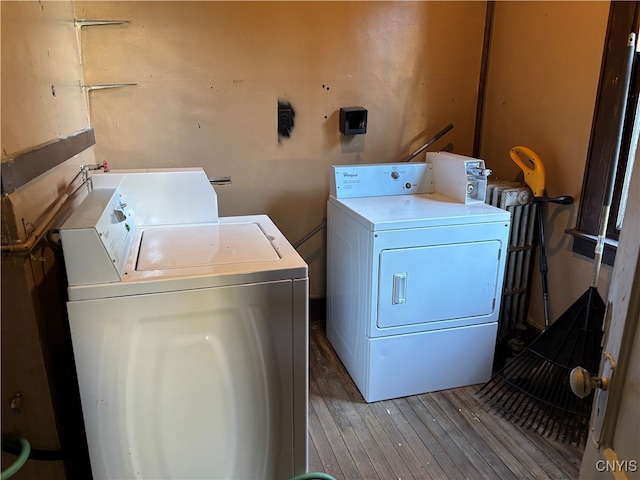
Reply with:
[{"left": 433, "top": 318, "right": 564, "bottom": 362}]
[
  {"left": 327, "top": 159, "right": 510, "bottom": 402},
  {"left": 60, "top": 168, "right": 308, "bottom": 480}
]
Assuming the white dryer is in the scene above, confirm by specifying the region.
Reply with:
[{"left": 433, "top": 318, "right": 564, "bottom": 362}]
[
  {"left": 327, "top": 156, "right": 510, "bottom": 403},
  {"left": 60, "top": 168, "right": 308, "bottom": 479}
]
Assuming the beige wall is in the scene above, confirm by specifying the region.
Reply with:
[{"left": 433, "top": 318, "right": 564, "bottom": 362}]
[
  {"left": 1, "top": 1, "right": 93, "bottom": 478},
  {"left": 75, "top": 1, "right": 614, "bottom": 319},
  {"left": 0, "top": 1, "right": 623, "bottom": 476},
  {"left": 74, "top": 0, "right": 488, "bottom": 297},
  {"left": 1, "top": 1, "right": 94, "bottom": 235},
  {"left": 480, "top": 1, "right": 611, "bottom": 329}
]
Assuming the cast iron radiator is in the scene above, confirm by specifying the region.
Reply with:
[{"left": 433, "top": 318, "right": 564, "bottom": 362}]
[{"left": 486, "top": 181, "right": 537, "bottom": 343}]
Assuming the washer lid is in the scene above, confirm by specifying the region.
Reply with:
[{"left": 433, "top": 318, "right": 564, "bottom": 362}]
[
  {"left": 66, "top": 215, "right": 307, "bottom": 302},
  {"left": 136, "top": 223, "right": 279, "bottom": 271}
]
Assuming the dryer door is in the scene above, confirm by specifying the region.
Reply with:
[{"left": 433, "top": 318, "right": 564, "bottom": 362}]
[{"left": 377, "top": 240, "right": 502, "bottom": 329}]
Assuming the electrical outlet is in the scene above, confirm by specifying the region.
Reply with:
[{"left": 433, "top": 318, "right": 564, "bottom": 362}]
[
  {"left": 340, "top": 106, "right": 367, "bottom": 135},
  {"left": 278, "top": 102, "right": 294, "bottom": 138}
]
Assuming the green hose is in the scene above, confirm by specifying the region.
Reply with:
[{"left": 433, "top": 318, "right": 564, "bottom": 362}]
[
  {"left": 289, "top": 473, "right": 337, "bottom": 480},
  {"left": 0, "top": 439, "right": 334, "bottom": 480},
  {"left": 0, "top": 434, "right": 335, "bottom": 480},
  {"left": 1, "top": 436, "right": 30, "bottom": 479}
]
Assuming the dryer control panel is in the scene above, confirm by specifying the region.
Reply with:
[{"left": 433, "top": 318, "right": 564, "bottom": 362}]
[
  {"left": 427, "top": 151, "right": 491, "bottom": 204},
  {"left": 330, "top": 163, "right": 435, "bottom": 199},
  {"left": 331, "top": 152, "right": 493, "bottom": 203}
]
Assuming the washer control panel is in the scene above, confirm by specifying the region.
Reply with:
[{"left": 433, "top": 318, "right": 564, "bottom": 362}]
[{"left": 60, "top": 188, "right": 136, "bottom": 285}]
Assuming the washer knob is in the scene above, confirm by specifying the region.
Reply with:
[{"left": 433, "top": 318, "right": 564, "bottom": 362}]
[{"left": 391, "top": 171, "right": 400, "bottom": 180}]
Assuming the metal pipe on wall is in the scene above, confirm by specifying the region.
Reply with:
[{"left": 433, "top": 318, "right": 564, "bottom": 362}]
[
  {"left": 473, "top": 0, "right": 495, "bottom": 158},
  {"left": 1, "top": 165, "right": 101, "bottom": 255}
]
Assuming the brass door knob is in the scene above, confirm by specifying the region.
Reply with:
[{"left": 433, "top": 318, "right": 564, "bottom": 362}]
[{"left": 569, "top": 366, "right": 609, "bottom": 398}]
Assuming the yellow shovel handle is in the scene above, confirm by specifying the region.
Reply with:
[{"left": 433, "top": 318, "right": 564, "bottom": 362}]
[{"left": 510, "top": 145, "right": 546, "bottom": 197}]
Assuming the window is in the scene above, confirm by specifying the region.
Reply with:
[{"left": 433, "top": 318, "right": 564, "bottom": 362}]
[{"left": 569, "top": 1, "right": 639, "bottom": 266}]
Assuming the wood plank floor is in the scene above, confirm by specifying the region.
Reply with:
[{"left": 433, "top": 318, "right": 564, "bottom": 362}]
[{"left": 307, "top": 321, "right": 584, "bottom": 480}]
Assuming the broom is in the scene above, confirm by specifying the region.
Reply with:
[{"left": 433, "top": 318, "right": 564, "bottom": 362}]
[{"left": 478, "top": 32, "right": 636, "bottom": 446}]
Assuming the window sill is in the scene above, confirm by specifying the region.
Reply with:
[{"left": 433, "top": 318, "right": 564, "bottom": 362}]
[{"left": 566, "top": 228, "right": 618, "bottom": 266}]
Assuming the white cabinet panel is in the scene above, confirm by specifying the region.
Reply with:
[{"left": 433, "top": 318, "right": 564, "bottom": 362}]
[
  {"left": 68, "top": 280, "right": 297, "bottom": 480},
  {"left": 368, "top": 322, "right": 498, "bottom": 402}
]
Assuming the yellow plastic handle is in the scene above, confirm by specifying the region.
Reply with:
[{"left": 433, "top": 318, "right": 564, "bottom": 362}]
[{"left": 510, "top": 146, "right": 546, "bottom": 197}]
